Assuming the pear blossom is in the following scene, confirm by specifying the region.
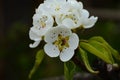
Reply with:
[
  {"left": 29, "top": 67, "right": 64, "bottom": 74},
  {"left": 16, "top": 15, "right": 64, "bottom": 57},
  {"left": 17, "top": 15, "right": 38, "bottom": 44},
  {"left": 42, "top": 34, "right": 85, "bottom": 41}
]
[
  {"left": 44, "top": 26, "right": 79, "bottom": 62},
  {"left": 32, "top": 11, "right": 54, "bottom": 35},
  {"left": 55, "top": 9, "right": 98, "bottom": 29},
  {"left": 55, "top": 0, "right": 97, "bottom": 29},
  {"left": 29, "top": 11, "right": 54, "bottom": 48}
]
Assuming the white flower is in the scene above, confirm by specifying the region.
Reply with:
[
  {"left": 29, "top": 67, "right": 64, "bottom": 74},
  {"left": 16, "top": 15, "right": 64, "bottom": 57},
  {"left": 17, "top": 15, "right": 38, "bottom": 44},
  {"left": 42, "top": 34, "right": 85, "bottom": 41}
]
[
  {"left": 44, "top": 26, "right": 79, "bottom": 62},
  {"left": 54, "top": 0, "right": 83, "bottom": 29},
  {"left": 56, "top": 9, "right": 98, "bottom": 29},
  {"left": 80, "top": 9, "right": 98, "bottom": 29},
  {"left": 55, "top": 0, "right": 97, "bottom": 29},
  {"left": 32, "top": 12, "right": 54, "bottom": 36},
  {"left": 29, "top": 11, "right": 54, "bottom": 48}
]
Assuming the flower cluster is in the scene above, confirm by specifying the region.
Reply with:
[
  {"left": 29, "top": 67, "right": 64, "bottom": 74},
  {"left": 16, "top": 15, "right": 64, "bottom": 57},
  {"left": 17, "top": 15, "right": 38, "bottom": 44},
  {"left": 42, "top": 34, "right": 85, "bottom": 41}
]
[{"left": 29, "top": 0, "right": 98, "bottom": 62}]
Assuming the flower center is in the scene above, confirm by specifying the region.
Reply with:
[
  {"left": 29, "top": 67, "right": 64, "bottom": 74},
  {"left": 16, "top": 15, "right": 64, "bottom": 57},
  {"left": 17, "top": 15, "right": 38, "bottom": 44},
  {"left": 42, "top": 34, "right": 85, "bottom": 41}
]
[
  {"left": 65, "top": 14, "right": 78, "bottom": 24},
  {"left": 55, "top": 6, "right": 60, "bottom": 11},
  {"left": 39, "top": 16, "right": 48, "bottom": 28},
  {"left": 53, "top": 34, "right": 69, "bottom": 52}
]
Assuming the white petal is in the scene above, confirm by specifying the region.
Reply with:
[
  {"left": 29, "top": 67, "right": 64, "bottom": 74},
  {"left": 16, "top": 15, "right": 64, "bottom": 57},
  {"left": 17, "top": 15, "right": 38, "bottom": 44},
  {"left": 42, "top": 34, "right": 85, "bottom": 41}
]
[
  {"left": 30, "top": 27, "right": 43, "bottom": 36},
  {"left": 55, "top": 25, "right": 72, "bottom": 37},
  {"left": 29, "top": 40, "right": 41, "bottom": 48},
  {"left": 78, "top": 2, "right": 83, "bottom": 9},
  {"left": 69, "top": 33, "right": 79, "bottom": 49},
  {"left": 62, "top": 18, "right": 76, "bottom": 29},
  {"left": 81, "top": 9, "right": 89, "bottom": 18},
  {"left": 83, "top": 16, "right": 98, "bottom": 28},
  {"left": 29, "top": 28, "right": 41, "bottom": 41},
  {"left": 60, "top": 3, "right": 71, "bottom": 13},
  {"left": 55, "top": 15, "right": 62, "bottom": 25},
  {"left": 44, "top": 28, "right": 58, "bottom": 43},
  {"left": 46, "top": 15, "right": 54, "bottom": 28},
  {"left": 67, "top": 0, "right": 78, "bottom": 6},
  {"left": 35, "top": 4, "right": 44, "bottom": 13},
  {"left": 32, "top": 13, "right": 41, "bottom": 26},
  {"left": 60, "top": 48, "right": 75, "bottom": 62},
  {"left": 44, "top": 43, "right": 60, "bottom": 57},
  {"left": 68, "top": 0, "right": 83, "bottom": 9},
  {"left": 45, "top": 0, "right": 66, "bottom": 4}
]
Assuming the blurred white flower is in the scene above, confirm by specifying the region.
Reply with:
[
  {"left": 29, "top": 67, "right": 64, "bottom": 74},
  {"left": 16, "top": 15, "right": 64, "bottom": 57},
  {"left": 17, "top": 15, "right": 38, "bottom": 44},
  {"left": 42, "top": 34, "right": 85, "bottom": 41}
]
[
  {"left": 29, "top": 11, "right": 54, "bottom": 48},
  {"left": 44, "top": 26, "right": 79, "bottom": 62}
]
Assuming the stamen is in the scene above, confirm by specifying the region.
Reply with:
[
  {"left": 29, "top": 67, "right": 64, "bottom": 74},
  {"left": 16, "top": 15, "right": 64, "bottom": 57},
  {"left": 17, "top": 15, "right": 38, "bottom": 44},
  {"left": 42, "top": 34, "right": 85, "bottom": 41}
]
[
  {"left": 53, "top": 34, "right": 69, "bottom": 52},
  {"left": 55, "top": 6, "right": 60, "bottom": 11},
  {"left": 64, "top": 14, "right": 78, "bottom": 24},
  {"left": 39, "top": 16, "right": 48, "bottom": 28}
]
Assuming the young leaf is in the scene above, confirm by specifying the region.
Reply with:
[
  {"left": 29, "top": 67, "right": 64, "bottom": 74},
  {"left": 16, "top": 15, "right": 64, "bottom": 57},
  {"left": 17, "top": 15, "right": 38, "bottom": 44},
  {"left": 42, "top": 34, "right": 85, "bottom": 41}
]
[
  {"left": 79, "top": 47, "right": 99, "bottom": 73},
  {"left": 89, "top": 36, "right": 120, "bottom": 61},
  {"left": 80, "top": 41, "right": 112, "bottom": 64},
  {"left": 88, "top": 40, "right": 114, "bottom": 64},
  {"left": 28, "top": 49, "right": 44, "bottom": 79},
  {"left": 64, "top": 61, "right": 76, "bottom": 80}
]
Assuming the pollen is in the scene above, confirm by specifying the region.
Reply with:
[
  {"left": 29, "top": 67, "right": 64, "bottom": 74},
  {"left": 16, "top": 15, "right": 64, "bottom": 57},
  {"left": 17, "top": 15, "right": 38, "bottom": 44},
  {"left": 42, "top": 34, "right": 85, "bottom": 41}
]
[
  {"left": 39, "top": 16, "right": 48, "bottom": 28},
  {"left": 65, "top": 14, "right": 78, "bottom": 24},
  {"left": 55, "top": 6, "right": 60, "bottom": 11},
  {"left": 53, "top": 34, "right": 69, "bottom": 52}
]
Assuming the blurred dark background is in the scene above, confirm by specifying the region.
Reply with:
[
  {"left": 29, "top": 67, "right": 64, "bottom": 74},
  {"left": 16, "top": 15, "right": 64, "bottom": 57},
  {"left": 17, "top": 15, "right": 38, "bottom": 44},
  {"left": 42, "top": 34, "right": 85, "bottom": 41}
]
[{"left": 0, "top": 0, "right": 120, "bottom": 80}]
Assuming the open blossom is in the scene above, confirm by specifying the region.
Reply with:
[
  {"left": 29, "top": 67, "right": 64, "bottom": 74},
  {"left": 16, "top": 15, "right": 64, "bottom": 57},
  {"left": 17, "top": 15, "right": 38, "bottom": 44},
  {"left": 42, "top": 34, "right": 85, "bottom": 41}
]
[
  {"left": 55, "top": 0, "right": 97, "bottom": 29},
  {"left": 29, "top": 11, "right": 54, "bottom": 48},
  {"left": 32, "top": 11, "right": 54, "bottom": 35},
  {"left": 55, "top": 0, "right": 83, "bottom": 29},
  {"left": 44, "top": 26, "right": 79, "bottom": 62}
]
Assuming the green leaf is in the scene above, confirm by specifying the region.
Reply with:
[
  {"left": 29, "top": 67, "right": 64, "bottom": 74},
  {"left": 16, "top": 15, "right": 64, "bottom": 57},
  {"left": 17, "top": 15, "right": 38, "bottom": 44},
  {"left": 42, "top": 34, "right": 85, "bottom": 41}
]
[
  {"left": 79, "top": 47, "right": 99, "bottom": 73},
  {"left": 88, "top": 39, "right": 114, "bottom": 64},
  {"left": 28, "top": 49, "right": 44, "bottom": 79},
  {"left": 64, "top": 61, "right": 76, "bottom": 80},
  {"left": 80, "top": 41, "right": 112, "bottom": 64},
  {"left": 90, "top": 36, "right": 120, "bottom": 61}
]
